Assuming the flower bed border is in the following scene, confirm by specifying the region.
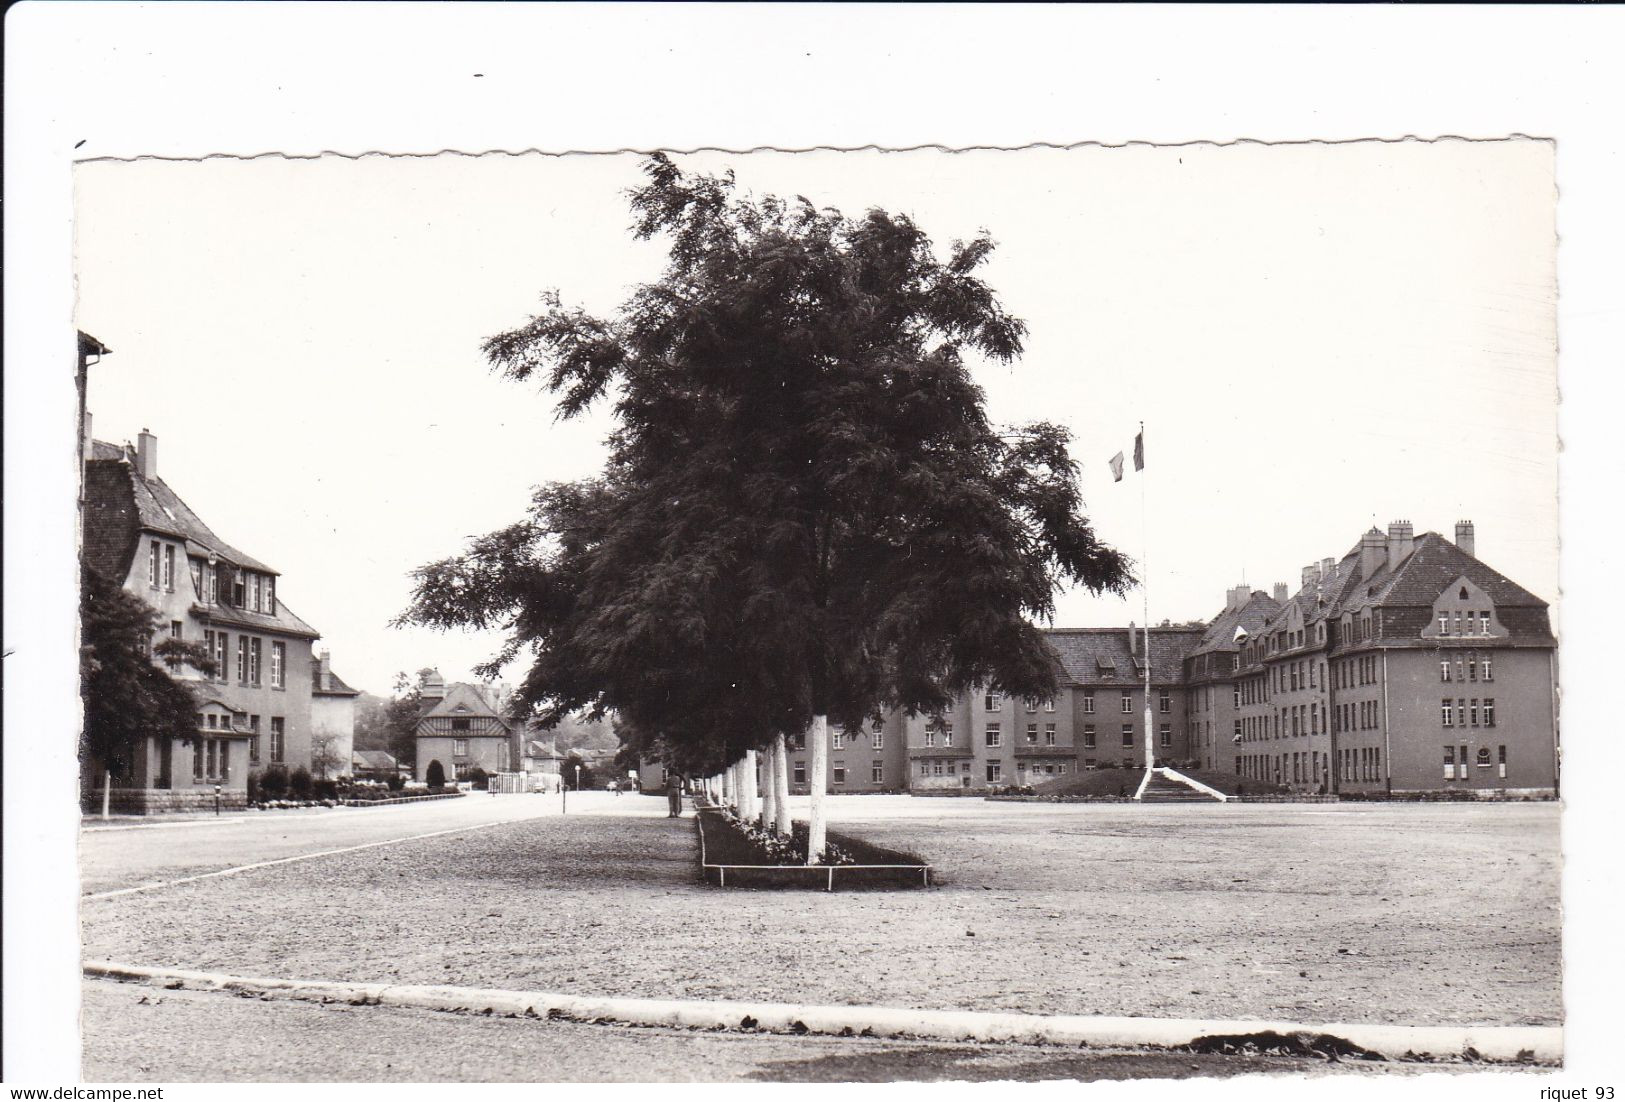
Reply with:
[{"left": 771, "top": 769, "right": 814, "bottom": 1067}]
[
  {"left": 339, "top": 791, "right": 467, "bottom": 808},
  {"left": 694, "top": 805, "right": 931, "bottom": 891}
]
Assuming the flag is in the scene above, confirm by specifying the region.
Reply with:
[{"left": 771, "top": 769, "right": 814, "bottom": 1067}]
[
  {"left": 1133, "top": 430, "right": 1145, "bottom": 472},
  {"left": 1109, "top": 451, "right": 1125, "bottom": 482}
]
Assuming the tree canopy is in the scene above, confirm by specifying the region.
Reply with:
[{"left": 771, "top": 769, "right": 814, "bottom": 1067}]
[
  {"left": 402, "top": 154, "right": 1131, "bottom": 770},
  {"left": 80, "top": 566, "right": 214, "bottom": 779}
]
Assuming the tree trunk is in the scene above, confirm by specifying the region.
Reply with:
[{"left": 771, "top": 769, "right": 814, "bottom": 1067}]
[
  {"left": 773, "top": 733, "right": 792, "bottom": 836},
  {"left": 101, "top": 768, "right": 111, "bottom": 821},
  {"left": 760, "top": 746, "right": 779, "bottom": 833},
  {"left": 806, "top": 715, "right": 828, "bottom": 864},
  {"left": 742, "top": 749, "right": 759, "bottom": 825}
]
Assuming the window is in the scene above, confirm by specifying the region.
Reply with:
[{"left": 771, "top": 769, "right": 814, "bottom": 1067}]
[
  {"left": 1476, "top": 747, "right": 1492, "bottom": 768},
  {"left": 207, "top": 563, "right": 218, "bottom": 604},
  {"left": 871, "top": 729, "right": 884, "bottom": 750},
  {"left": 984, "top": 691, "right": 1002, "bottom": 711},
  {"left": 451, "top": 717, "right": 471, "bottom": 731},
  {"left": 832, "top": 764, "right": 846, "bottom": 785},
  {"left": 265, "top": 576, "right": 276, "bottom": 612},
  {"left": 233, "top": 570, "right": 246, "bottom": 607},
  {"left": 237, "top": 636, "right": 249, "bottom": 682},
  {"left": 148, "top": 541, "right": 161, "bottom": 586},
  {"left": 832, "top": 731, "right": 845, "bottom": 750},
  {"left": 1482, "top": 656, "right": 1494, "bottom": 682},
  {"left": 270, "top": 641, "right": 286, "bottom": 688},
  {"left": 1439, "top": 612, "right": 1450, "bottom": 636},
  {"left": 985, "top": 762, "right": 1002, "bottom": 783},
  {"left": 923, "top": 729, "right": 936, "bottom": 748},
  {"left": 162, "top": 544, "right": 174, "bottom": 589},
  {"left": 1498, "top": 744, "right": 1507, "bottom": 777},
  {"left": 1121, "top": 724, "right": 1134, "bottom": 748},
  {"left": 1026, "top": 723, "right": 1038, "bottom": 744},
  {"left": 1083, "top": 725, "right": 1096, "bottom": 749},
  {"left": 193, "top": 738, "right": 204, "bottom": 781},
  {"left": 1469, "top": 699, "right": 1479, "bottom": 727},
  {"left": 1441, "top": 699, "right": 1453, "bottom": 727},
  {"left": 248, "top": 717, "right": 260, "bottom": 763},
  {"left": 1044, "top": 723, "right": 1056, "bottom": 746},
  {"left": 250, "top": 572, "right": 261, "bottom": 612},
  {"left": 1484, "top": 698, "right": 1496, "bottom": 728},
  {"left": 793, "top": 762, "right": 806, "bottom": 785},
  {"left": 1479, "top": 611, "right": 1491, "bottom": 636},
  {"left": 941, "top": 722, "right": 953, "bottom": 746},
  {"left": 1044, "top": 698, "right": 1056, "bottom": 713},
  {"left": 1120, "top": 692, "right": 1133, "bottom": 714},
  {"left": 1082, "top": 691, "right": 1095, "bottom": 714},
  {"left": 1025, "top": 698, "right": 1038, "bottom": 713},
  {"left": 249, "top": 637, "right": 262, "bottom": 684},
  {"left": 1159, "top": 690, "right": 1171, "bottom": 713},
  {"left": 453, "top": 738, "right": 469, "bottom": 757},
  {"left": 269, "top": 717, "right": 285, "bottom": 763},
  {"left": 872, "top": 761, "right": 885, "bottom": 783},
  {"left": 1159, "top": 724, "right": 1171, "bottom": 748},
  {"left": 984, "top": 723, "right": 1002, "bottom": 748},
  {"left": 190, "top": 559, "right": 204, "bottom": 598}
]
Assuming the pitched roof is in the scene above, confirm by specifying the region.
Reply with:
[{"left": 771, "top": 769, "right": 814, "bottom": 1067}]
[
  {"left": 311, "top": 658, "right": 360, "bottom": 696},
  {"left": 1192, "top": 591, "right": 1283, "bottom": 655},
  {"left": 87, "top": 442, "right": 276, "bottom": 574},
  {"left": 1349, "top": 531, "right": 1547, "bottom": 610},
  {"left": 418, "top": 682, "right": 512, "bottom": 726},
  {"left": 196, "top": 599, "right": 321, "bottom": 640},
  {"left": 351, "top": 750, "right": 398, "bottom": 771},
  {"left": 1043, "top": 627, "right": 1203, "bottom": 686}
]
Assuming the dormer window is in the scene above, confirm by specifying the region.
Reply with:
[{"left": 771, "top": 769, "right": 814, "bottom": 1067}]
[
  {"left": 1459, "top": 586, "right": 1470, "bottom": 600},
  {"left": 233, "top": 570, "right": 246, "bottom": 607}
]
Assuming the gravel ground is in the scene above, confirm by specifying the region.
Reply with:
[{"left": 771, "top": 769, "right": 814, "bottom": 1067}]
[
  {"left": 81, "top": 795, "right": 1560, "bottom": 1028},
  {"left": 80, "top": 977, "right": 1449, "bottom": 1083}
]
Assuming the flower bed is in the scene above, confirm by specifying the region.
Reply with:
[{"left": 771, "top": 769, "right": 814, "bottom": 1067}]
[{"left": 693, "top": 803, "right": 930, "bottom": 891}]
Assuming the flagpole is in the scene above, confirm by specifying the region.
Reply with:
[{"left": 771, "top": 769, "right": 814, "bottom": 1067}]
[{"left": 1139, "top": 421, "right": 1153, "bottom": 778}]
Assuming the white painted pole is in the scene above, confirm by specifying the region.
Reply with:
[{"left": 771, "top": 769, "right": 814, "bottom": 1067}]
[
  {"left": 759, "top": 747, "right": 777, "bottom": 832},
  {"left": 742, "top": 749, "right": 759, "bottom": 824},
  {"left": 806, "top": 716, "right": 828, "bottom": 864},
  {"left": 101, "top": 768, "right": 111, "bottom": 821},
  {"left": 773, "top": 733, "right": 792, "bottom": 837}
]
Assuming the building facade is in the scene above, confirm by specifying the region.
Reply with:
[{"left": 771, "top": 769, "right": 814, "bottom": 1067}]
[
  {"left": 83, "top": 431, "right": 329, "bottom": 811},
  {"left": 310, "top": 649, "right": 360, "bottom": 780},
  {"left": 413, "top": 674, "right": 520, "bottom": 784}
]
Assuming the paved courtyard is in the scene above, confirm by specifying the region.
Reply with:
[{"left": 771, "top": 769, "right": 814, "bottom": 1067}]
[{"left": 81, "top": 791, "right": 1561, "bottom": 1043}]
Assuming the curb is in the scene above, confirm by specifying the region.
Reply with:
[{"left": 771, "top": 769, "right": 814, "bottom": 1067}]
[{"left": 83, "top": 961, "right": 1560, "bottom": 1062}]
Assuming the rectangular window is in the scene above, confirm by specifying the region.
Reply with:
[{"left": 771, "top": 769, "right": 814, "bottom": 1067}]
[
  {"left": 1083, "top": 725, "right": 1096, "bottom": 749},
  {"left": 1044, "top": 723, "right": 1056, "bottom": 746},
  {"left": 1044, "top": 698, "right": 1056, "bottom": 713},
  {"left": 1439, "top": 612, "right": 1450, "bottom": 635},
  {"left": 1159, "top": 690, "right": 1171, "bottom": 714},
  {"left": 190, "top": 559, "right": 204, "bottom": 598},
  {"left": 984, "top": 691, "right": 1002, "bottom": 711},
  {"left": 193, "top": 737, "right": 204, "bottom": 781},
  {"left": 148, "top": 541, "right": 160, "bottom": 586},
  {"left": 1441, "top": 699, "right": 1453, "bottom": 727},
  {"left": 1480, "top": 611, "right": 1491, "bottom": 636},
  {"left": 233, "top": 570, "right": 246, "bottom": 607},
  {"left": 265, "top": 576, "right": 276, "bottom": 612},
  {"left": 163, "top": 544, "right": 175, "bottom": 591},
  {"left": 1482, "top": 656, "right": 1493, "bottom": 682},
  {"left": 941, "top": 722, "right": 953, "bottom": 746},
  {"left": 985, "top": 762, "right": 1001, "bottom": 783},
  {"left": 793, "top": 762, "right": 806, "bottom": 785},
  {"left": 832, "top": 764, "right": 846, "bottom": 785},
  {"left": 206, "top": 563, "right": 218, "bottom": 604},
  {"left": 1120, "top": 692, "right": 1132, "bottom": 714},
  {"left": 270, "top": 717, "right": 285, "bottom": 763},
  {"left": 249, "top": 637, "right": 262, "bottom": 684},
  {"left": 237, "top": 636, "right": 249, "bottom": 682},
  {"left": 832, "top": 731, "right": 844, "bottom": 750},
  {"left": 1025, "top": 698, "right": 1038, "bottom": 713},
  {"left": 1026, "top": 723, "right": 1038, "bottom": 744},
  {"left": 1159, "top": 724, "right": 1171, "bottom": 748},
  {"left": 871, "top": 730, "right": 884, "bottom": 750},
  {"left": 453, "top": 738, "right": 469, "bottom": 757},
  {"left": 872, "top": 761, "right": 885, "bottom": 783},
  {"left": 249, "top": 574, "right": 260, "bottom": 612},
  {"left": 1469, "top": 699, "right": 1479, "bottom": 727},
  {"left": 1082, "top": 691, "right": 1095, "bottom": 714},
  {"left": 1121, "top": 724, "right": 1134, "bottom": 748},
  {"left": 984, "top": 724, "right": 1002, "bottom": 748},
  {"left": 1498, "top": 744, "right": 1507, "bottom": 778},
  {"left": 1484, "top": 698, "right": 1495, "bottom": 728},
  {"left": 451, "top": 717, "right": 471, "bottom": 731},
  {"left": 923, "top": 729, "right": 936, "bottom": 748},
  {"left": 271, "top": 641, "right": 286, "bottom": 688}
]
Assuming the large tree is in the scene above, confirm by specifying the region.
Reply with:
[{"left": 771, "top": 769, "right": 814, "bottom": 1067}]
[
  {"left": 80, "top": 567, "right": 214, "bottom": 808},
  {"left": 404, "top": 155, "right": 1131, "bottom": 856}
]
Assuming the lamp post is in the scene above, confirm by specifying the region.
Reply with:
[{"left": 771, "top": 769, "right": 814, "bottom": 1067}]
[{"left": 574, "top": 765, "right": 581, "bottom": 792}]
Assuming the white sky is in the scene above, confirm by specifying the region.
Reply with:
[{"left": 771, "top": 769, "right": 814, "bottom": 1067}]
[{"left": 74, "top": 140, "right": 1558, "bottom": 695}]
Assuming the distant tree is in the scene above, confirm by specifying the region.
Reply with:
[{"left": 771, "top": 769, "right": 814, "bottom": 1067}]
[
  {"left": 425, "top": 760, "right": 446, "bottom": 788},
  {"left": 80, "top": 567, "right": 215, "bottom": 809},
  {"left": 310, "top": 733, "right": 345, "bottom": 780},
  {"left": 353, "top": 669, "right": 430, "bottom": 766},
  {"left": 402, "top": 155, "right": 1131, "bottom": 857},
  {"left": 561, "top": 752, "right": 595, "bottom": 790}
]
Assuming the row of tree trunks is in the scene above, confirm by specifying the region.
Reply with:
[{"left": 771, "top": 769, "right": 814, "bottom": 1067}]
[
  {"left": 760, "top": 748, "right": 777, "bottom": 830},
  {"left": 741, "top": 749, "right": 759, "bottom": 824},
  {"left": 807, "top": 715, "right": 828, "bottom": 864},
  {"left": 773, "top": 733, "right": 791, "bottom": 836}
]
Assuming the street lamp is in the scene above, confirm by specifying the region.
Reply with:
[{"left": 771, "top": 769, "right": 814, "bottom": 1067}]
[{"left": 574, "top": 765, "right": 581, "bottom": 792}]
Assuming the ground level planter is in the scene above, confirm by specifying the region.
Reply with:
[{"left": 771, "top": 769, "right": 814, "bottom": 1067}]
[{"left": 694, "top": 805, "right": 931, "bottom": 890}]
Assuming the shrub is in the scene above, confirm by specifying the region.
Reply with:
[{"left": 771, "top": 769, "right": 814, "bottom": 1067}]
[
  {"left": 386, "top": 772, "right": 406, "bottom": 792},
  {"left": 465, "top": 766, "right": 489, "bottom": 790},
  {"left": 425, "top": 761, "right": 446, "bottom": 788},
  {"left": 289, "top": 766, "right": 314, "bottom": 801},
  {"left": 246, "top": 770, "right": 261, "bottom": 804},
  {"left": 313, "top": 779, "right": 338, "bottom": 801},
  {"left": 258, "top": 764, "right": 290, "bottom": 800}
]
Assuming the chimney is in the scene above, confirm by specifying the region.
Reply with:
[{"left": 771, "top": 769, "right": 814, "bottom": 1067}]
[
  {"left": 1386, "top": 519, "right": 1415, "bottom": 568},
  {"left": 1301, "top": 563, "right": 1320, "bottom": 589},
  {"left": 1454, "top": 520, "right": 1476, "bottom": 559},
  {"left": 318, "top": 649, "right": 332, "bottom": 691},
  {"left": 1321, "top": 557, "right": 1336, "bottom": 576},
  {"left": 1272, "top": 582, "right": 1288, "bottom": 602},
  {"left": 1359, "top": 528, "right": 1387, "bottom": 579},
  {"left": 136, "top": 429, "right": 157, "bottom": 480},
  {"left": 1128, "top": 621, "right": 1137, "bottom": 655},
  {"left": 1226, "top": 583, "right": 1250, "bottom": 611}
]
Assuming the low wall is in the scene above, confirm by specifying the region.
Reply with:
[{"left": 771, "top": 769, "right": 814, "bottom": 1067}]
[{"left": 90, "top": 788, "right": 249, "bottom": 814}]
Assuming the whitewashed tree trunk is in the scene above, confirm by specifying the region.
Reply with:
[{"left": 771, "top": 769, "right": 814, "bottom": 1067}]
[
  {"left": 773, "top": 733, "right": 792, "bottom": 836},
  {"left": 806, "top": 715, "right": 828, "bottom": 864},
  {"left": 101, "top": 769, "right": 111, "bottom": 821},
  {"left": 760, "top": 746, "right": 779, "bottom": 833},
  {"left": 742, "top": 749, "right": 760, "bottom": 824}
]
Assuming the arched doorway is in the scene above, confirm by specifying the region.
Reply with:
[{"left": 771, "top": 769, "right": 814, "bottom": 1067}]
[{"left": 425, "top": 760, "right": 446, "bottom": 787}]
